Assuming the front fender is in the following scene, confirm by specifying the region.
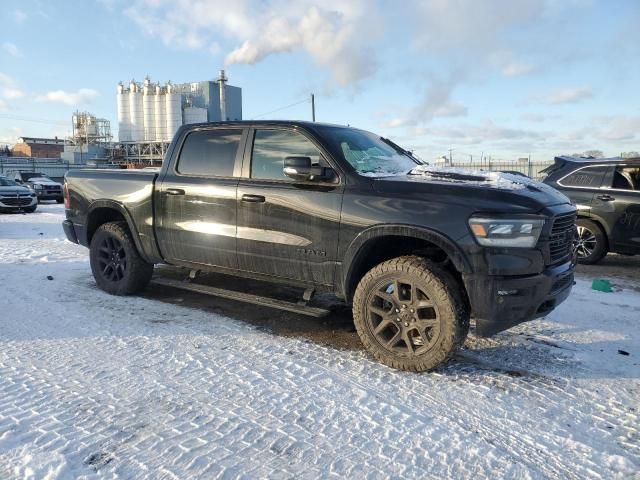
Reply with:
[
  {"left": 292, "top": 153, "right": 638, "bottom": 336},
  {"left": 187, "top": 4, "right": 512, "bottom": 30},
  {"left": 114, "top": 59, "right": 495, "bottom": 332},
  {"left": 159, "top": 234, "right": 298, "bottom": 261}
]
[{"left": 340, "top": 224, "right": 472, "bottom": 299}]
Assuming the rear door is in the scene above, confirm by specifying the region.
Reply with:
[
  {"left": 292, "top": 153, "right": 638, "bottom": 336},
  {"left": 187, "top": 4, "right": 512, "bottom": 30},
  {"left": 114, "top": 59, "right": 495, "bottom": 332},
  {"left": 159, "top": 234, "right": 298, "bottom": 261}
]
[
  {"left": 156, "top": 127, "right": 247, "bottom": 268},
  {"left": 596, "top": 164, "right": 640, "bottom": 251},
  {"left": 236, "top": 127, "right": 343, "bottom": 286},
  {"left": 556, "top": 165, "right": 610, "bottom": 217}
]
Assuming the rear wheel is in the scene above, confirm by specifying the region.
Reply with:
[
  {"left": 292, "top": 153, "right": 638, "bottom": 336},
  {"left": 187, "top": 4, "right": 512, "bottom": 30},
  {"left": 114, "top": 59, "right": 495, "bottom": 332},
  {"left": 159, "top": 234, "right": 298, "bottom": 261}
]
[
  {"left": 575, "top": 219, "right": 607, "bottom": 264},
  {"left": 352, "top": 256, "right": 469, "bottom": 372},
  {"left": 90, "top": 221, "right": 153, "bottom": 295}
]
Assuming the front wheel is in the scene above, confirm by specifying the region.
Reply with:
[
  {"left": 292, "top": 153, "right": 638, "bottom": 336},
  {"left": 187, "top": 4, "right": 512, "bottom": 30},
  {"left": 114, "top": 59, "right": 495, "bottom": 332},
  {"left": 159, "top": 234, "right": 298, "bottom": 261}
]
[
  {"left": 23, "top": 205, "right": 37, "bottom": 213},
  {"left": 352, "top": 256, "right": 469, "bottom": 372},
  {"left": 575, "top": 219, "right": 607, "bottom": 264},
  {"left": 90, "top": 221, "right": 153, "bottom": 295},
  {"left": 56, "top": 198, "right": 64, "bottom": 204}
]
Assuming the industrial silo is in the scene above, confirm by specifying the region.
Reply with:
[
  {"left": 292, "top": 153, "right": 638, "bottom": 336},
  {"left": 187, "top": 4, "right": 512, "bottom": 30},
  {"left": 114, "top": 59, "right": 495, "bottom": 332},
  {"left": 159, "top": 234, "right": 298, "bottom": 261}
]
[
  {"left": 165, "top": 83, "right": 182, "bottom": 141},
  {"left": 142, "top": 78, "right": 155, "bottom": 141},
  {"left": 154, "top": 84, "right": 165, "bottom": 142},
  {"left": 129, "top": 81, "right": 143, "bottom": 142},
  {"left": 116, "top": 82, "right": 130, "bottom": 141}
]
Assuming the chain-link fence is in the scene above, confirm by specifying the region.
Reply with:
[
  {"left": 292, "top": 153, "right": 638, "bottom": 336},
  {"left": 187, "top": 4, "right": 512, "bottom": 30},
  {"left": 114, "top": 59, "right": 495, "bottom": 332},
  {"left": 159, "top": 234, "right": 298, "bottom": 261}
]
[
  {"left": 0, "top": 157, "right": 118, "bottom": 183},
  {"left": 444, "top": 159, "right": 553, "bottom": 181}
]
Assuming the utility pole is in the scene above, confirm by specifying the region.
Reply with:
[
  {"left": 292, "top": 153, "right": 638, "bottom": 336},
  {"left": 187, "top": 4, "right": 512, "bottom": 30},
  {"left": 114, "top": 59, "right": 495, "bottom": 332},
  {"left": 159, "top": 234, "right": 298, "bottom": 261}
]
[
  {"left": 448, "top": 148, "right": 454, "bottom": 165},
  {"left": 311, "top": 93, "right": 316, "bottom": 122}
]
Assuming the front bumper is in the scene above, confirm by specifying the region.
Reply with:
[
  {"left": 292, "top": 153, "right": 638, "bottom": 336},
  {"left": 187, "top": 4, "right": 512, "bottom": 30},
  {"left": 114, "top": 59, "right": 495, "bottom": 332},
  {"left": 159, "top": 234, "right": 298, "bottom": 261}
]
[
  {"left": 464, "top": 260, "right": 574, "bottom": 337},
  {"left": 35, "top": 190, "right": 63, "bottom": 201}
]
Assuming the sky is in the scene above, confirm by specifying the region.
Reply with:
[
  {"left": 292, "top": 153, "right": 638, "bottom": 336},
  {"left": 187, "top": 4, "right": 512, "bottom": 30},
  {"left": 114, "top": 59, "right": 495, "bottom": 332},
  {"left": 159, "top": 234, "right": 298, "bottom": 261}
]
[{"left": 1, "top": 0, "right": 639, "bottom": 161}]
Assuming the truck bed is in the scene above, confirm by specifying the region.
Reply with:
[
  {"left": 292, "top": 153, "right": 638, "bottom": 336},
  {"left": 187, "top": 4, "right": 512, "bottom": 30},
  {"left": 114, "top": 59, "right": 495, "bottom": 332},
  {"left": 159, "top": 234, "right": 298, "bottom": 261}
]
[{"left": 64, "top": 169, "right": 160, "bottom": 262}]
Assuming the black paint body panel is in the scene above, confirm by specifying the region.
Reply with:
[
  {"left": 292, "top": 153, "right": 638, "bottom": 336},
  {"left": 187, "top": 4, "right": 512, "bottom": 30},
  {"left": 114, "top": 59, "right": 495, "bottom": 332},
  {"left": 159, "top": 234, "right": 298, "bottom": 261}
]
[{"left": 64, "top": 121, "right": 577, "bottom": 336}]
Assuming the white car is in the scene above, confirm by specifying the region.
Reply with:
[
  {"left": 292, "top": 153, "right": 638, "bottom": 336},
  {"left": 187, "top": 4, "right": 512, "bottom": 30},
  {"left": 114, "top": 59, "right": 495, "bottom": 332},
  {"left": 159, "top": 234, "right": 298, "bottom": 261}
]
[{"left": 0, "top": 175, "right": 38, "bottom": 213}]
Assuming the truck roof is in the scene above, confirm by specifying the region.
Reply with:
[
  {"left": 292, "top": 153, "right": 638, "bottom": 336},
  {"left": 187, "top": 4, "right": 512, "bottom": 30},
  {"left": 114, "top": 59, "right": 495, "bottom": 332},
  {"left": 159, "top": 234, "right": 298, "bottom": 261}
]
[
  {"left": 178, "top": 120, "right": 353, "bottom": 133},
  {"left": 554, "top": 155, "right": 640, "bottom": 164}
]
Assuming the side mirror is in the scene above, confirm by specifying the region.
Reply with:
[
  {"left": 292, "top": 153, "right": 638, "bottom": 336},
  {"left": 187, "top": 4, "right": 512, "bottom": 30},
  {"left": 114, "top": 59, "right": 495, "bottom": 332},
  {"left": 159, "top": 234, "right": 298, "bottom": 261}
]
[{"left": 283, "top": 156, "right": 335, "bottom": 182}]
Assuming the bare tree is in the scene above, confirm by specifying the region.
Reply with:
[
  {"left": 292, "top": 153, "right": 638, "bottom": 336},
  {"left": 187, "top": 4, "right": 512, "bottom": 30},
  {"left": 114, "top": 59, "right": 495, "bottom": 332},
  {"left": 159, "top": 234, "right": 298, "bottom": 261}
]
[
  {"left": 621, "top": 151, "right": 640, "bottom": 158},
  {"left": 572, "top": 150, "right": 604, "bottom": 158}
]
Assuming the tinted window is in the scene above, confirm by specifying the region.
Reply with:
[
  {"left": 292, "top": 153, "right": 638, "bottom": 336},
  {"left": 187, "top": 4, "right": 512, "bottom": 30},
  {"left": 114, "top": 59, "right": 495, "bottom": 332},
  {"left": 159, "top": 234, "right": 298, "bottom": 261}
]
[
  {"left": 560, "top": 166, "right": 608, "bottom": 188},
  {"left": 251, "top": 130, "right": 321, "bottom": 180},
  {"left": 177, "top": 129, "right": 241, "bottom": 177}
]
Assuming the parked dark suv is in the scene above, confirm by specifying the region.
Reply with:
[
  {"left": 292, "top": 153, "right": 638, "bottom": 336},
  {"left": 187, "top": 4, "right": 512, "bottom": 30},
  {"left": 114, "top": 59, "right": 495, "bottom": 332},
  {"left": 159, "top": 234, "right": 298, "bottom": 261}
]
[
  {"left": 7, "top": 171, "right": 64, "bottom": 203},
  {"left": 543, "top": 156, "right": 640, "bottom": 264}
]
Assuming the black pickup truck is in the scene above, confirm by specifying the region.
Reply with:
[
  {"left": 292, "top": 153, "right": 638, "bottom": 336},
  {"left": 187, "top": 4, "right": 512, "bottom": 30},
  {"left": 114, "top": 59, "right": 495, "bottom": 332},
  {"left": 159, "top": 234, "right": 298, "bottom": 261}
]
[{"left": 63, "top": 121, "right": 576, "bottom": 372}]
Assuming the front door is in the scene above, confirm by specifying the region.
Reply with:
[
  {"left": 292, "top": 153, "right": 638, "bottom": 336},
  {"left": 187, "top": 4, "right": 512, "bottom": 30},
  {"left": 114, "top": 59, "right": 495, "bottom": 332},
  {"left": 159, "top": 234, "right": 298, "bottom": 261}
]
[
  {"left": 236, "top": 128, "right": 343, "bottom": 286},
  {"left": 156, "top": 127, "right": 247, "bottom": 268}
]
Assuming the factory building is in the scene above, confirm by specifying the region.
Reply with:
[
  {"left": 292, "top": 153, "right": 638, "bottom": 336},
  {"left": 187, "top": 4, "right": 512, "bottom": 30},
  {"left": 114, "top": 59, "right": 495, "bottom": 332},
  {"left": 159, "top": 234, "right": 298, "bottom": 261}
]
[
  {"left": 116, "top": 71, "right": 242, "bottom": 144},
  {"left": 11, "top": 137, "right": 65, "bottom": 158}
]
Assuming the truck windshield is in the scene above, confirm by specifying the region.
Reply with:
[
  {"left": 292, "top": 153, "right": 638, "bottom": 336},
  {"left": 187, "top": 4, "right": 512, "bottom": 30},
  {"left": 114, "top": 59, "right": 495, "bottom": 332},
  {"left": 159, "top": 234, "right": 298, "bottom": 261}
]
[{"left": 317, "top": 126, "right": 420, "bottom": 177}]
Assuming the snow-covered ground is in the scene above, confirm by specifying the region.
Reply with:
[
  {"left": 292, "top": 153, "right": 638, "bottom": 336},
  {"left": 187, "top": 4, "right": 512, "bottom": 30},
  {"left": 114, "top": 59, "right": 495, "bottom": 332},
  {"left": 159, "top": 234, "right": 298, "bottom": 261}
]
[{"left": 0, "top": 204, "right": 638, "bottom": 479}]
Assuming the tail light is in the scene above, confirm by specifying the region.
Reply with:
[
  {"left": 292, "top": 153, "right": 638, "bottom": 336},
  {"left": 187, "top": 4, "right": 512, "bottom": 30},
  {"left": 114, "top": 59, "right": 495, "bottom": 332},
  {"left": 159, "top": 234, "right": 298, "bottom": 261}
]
[{"left": 63, "top": 179, "right": 70, "bottom": 208}]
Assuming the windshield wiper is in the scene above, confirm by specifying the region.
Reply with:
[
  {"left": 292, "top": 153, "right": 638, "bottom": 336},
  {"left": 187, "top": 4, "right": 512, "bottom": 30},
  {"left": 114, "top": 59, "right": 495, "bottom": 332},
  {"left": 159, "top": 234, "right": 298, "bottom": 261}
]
[{"left": 380, "top": 137, "right": 422, "bottom": 163}]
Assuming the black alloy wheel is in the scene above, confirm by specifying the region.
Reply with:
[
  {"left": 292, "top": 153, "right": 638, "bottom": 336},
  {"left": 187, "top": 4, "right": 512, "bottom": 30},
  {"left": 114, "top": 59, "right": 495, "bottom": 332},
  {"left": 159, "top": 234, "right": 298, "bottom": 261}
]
[
  {"left": 367, "top": 278, "right": 441, "bottom": 355},
  {"left": 96, "top": 235, "right": 127, "bottom": 282}
]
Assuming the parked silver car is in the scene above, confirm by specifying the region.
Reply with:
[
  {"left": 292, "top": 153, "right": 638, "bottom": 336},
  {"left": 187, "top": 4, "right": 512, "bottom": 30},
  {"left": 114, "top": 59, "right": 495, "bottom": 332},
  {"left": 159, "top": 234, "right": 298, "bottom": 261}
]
[{"left": 0, "top": 175, "right": 38, "bottom": 213}]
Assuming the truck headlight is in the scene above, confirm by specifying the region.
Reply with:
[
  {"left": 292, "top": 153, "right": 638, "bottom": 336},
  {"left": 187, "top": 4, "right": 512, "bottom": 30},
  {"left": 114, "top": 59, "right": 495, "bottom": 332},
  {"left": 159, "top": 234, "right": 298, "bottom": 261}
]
[
  {"left": 468, "top": 216, "right": 544, "bottom": 248},
  {"left": 33, "top": 184, "right": 43, "bottom": 190}
]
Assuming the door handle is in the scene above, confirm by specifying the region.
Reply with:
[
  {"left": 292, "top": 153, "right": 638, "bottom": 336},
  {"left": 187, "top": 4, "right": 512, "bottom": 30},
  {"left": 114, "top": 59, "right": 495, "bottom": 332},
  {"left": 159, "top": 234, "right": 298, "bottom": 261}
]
[
  {"left": 241, "top": 194, "right": 266, "bottom": 203},
  {"left": 596, "top": 194, "right": 614, "bottom": 201},
  {"left": 165, "top": 188, "right": 185, "bottom": 196}
]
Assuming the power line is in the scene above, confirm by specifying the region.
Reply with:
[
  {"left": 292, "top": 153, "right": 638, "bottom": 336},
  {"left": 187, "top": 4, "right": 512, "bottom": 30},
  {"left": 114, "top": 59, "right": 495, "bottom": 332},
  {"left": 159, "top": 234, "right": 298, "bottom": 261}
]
[
  {"left": 251, "top": 98, "right": 310, "bottom": 120},
  {"left": 0, "top": 114, "right": 68, "bottom": 126}
]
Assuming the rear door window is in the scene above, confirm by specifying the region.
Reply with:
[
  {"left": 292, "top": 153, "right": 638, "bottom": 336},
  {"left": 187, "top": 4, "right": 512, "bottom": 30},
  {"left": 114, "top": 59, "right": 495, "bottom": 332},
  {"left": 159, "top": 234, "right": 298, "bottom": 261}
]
[
  {"left": 177, "top": 129, "right": 242, "bottom": 177},
  {"left": 559, "top": 166, "right": 609, "bottom": 188},
  {"left": 610, "top": 166, "right": 640, "bottom": 191}
]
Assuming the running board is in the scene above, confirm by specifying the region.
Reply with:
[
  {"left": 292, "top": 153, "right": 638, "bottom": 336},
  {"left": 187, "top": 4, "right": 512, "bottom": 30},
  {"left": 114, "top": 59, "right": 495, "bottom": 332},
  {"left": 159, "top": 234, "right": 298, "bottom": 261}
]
[{"left": 151, "top": 277, "right": 330, "bottom": 318}]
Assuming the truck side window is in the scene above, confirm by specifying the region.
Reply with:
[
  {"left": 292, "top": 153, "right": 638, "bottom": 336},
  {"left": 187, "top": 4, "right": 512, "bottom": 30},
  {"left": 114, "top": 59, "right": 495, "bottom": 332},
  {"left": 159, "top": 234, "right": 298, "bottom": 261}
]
[
  {"left": 251, "top": 130, "right": 321, "bottom": 180},
  {"left": 559, "top": 166, "right": 608, "bottom": 188},
  {"left": 177, "top": 129, "right": 241, "bottom": 177}
]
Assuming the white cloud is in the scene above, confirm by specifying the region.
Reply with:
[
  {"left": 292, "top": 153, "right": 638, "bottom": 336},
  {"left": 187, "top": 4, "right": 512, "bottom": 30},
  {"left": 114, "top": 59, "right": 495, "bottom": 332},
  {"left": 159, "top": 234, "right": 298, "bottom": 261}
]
[
  {"left": 2, "top": 42, "right": 23, "bottom": 58},
  {"left": 0, "top": 72, "right": 26, "bottom": 104},
  {"left": 12, "top": 9, "right": 27, "bottom": 24},
  {"left": 37, "top": 88, "right": 99, "bottom": 105},
  {"left": 542, "top": 86, "right": 593, "bottom": 105},
  {"left": 124, "top": 0, "right": 381, "bottom": 86},
  {"left": 501, "top": 62, "right": 536, "bottom": 77},
  {"left": 384, "top": 78, "right": 468, "bottom": 128}
]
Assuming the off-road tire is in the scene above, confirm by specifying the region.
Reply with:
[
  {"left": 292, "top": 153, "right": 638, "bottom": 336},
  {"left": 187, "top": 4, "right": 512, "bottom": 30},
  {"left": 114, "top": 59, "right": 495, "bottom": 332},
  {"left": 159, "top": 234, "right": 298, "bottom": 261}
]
[
  {"left": 90, "top": 221, "right": 153, "bottom": 295},
  {"left": 575, "top": 219, "right": 607, "bottom": 265},
  {"left": 353, "top": 256, "right": 469, "bottom": 372}
]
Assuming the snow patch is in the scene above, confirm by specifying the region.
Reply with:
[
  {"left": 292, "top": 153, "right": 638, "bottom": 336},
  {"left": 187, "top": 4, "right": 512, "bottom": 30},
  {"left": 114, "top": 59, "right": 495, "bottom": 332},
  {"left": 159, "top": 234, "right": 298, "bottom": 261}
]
[{"left": 408, "top": 165, "right": 538, "bottom": 190}]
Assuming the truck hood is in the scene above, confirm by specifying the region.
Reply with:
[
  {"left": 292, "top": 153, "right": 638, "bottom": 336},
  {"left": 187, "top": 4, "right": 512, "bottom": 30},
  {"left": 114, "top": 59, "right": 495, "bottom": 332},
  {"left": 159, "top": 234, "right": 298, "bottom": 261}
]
[
  {"left": 373, "top": 166, "right": 571, "bottom": 213},
  {"left": 28, "top": 178, "right": 61, "bottom": 187}
]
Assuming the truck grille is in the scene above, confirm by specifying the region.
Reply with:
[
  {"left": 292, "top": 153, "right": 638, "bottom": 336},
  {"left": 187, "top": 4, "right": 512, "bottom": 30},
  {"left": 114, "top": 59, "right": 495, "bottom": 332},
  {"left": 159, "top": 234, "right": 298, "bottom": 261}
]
[{"left": 548, "top": 213, "right": 576, "bottom": 264}]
